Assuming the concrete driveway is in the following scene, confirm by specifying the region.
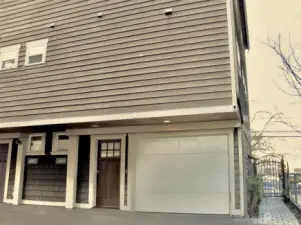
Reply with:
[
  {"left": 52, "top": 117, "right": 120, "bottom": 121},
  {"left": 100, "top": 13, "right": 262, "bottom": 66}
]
[{"left": 0, "top": 204, "right": 254, "bottom": 225}]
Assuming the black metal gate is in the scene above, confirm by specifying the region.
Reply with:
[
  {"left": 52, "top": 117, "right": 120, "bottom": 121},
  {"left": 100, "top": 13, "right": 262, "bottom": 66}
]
[{"left": 255, "top": 157, "right": 285, "bottom": 197}]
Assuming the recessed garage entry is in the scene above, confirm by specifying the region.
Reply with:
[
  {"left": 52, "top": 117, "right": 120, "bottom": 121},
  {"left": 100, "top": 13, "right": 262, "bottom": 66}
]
[{"left": 135, "top": 134, "right": 230, "bottom": 214}]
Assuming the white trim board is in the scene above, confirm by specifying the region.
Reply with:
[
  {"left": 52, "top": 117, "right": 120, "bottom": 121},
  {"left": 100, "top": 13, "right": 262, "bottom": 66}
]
[
  {"left": 74, "top": 203, "right": 92, "bottom": 209},
  {"left": 21, "top": 200, "right": 65, "bottom": 207},
  {"left": 5, "top": 199, "right": 13, "bottom": 204},
  {"left": 232, "top": 209, "right": 242, "bottom": 216},
  {"left": 0, "top": 106, "right": 237, "bottom": 129},
  {"left": 3, "top": 141, "right": 12, "bottom": 203},
  {"left": 0, "top": 133, "right": 20, "bottom": 139},
  {"left": 226, "top": 0, "right": 239, "bottom": 108},
  {"left": 13, "top": 138, "right": 28, "bottom": 205},
  {"left": 65, "top": 136, "right": 79, "bottom": 209},
  {"left": 67, "top": 121, "right": 240, "bottom": 136},
  {"left": 1, "top": 140, "right": 13, "bottom": 203},
  {"left": 228, "top": 132, "right": 236, "bottom": 216}
]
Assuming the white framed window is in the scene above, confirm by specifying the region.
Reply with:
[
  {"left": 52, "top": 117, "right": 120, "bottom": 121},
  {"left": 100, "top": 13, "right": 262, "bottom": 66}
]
[
  {"left": 27, "top": 157, "right": 39, "bottom": 165},
  {"left": 27, "top": 133, "right": 46, "bottom": 155},
  {"left": 55, "top": 157, "right": 67, "bottom": 165},
  {"left": 52, "top": 132, "right": 69, "bottom": 155},
  {"left": 25, "top": 39, "right": 48, "bottom": 66},
  {"left": 0, "top": 44, "right": 20, "bottom": 70}
]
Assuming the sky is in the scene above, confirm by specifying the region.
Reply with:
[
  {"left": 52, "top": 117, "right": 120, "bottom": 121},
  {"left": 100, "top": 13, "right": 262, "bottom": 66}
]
[{"left": 246, "top": 0, "right": 301, "bottom": 170}]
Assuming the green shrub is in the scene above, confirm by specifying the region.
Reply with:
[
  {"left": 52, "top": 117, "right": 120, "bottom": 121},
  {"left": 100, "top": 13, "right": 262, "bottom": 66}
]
[
  {"left": 283, "top": 184, "right": 291, "bottom": 202},
  {"left": 247, "top": 176, "right": 263, "bottom": 217}
]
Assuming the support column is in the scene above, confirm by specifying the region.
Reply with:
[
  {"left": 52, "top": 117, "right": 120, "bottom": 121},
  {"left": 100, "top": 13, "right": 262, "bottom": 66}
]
[
  {"left": 89, "top": 137, "right": 97, "bottom": 208},
  {"left": 65, "top": 135, "right": 79, "bottom": 209},
  {"left": 13, "top": 138, "right": 27, "bottom": 205}
]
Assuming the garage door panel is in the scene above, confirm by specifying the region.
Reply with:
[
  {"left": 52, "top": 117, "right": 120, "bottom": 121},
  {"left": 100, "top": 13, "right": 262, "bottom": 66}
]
[
  {"left": 137, "top": 155, "right": 229, "bottom": 194},
  {"left": 136, "top": 193, "right": 230, "bottom": 214},
  {"left": 202, "top": 174, "right": 229, "bottom": 193},
  {"left": 135, "top": 135, "right": 230, "bottom": 214},
  {"left": 180, "top": 136, "right": 228, "bottom": 154},
  {"left": 205, "top": 153, "right": 229, "bottom": 173},
  {"left": 138, "top": 135, "right": 228, "bottom": 155}
]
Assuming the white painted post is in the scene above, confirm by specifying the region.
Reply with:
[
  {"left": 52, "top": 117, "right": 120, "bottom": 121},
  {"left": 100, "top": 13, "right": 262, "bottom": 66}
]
[
  {"left": 3, "top": 140, "right": 13, "bottom": 203},
  {"left": 88, "top": 137, "right": 97, "bottom": 208},
  {"left": 65, "top": 135, "right": 79, "bottom": 209},
  {"left": 13, "top": 138, "right": 27, "bottom": 205}
]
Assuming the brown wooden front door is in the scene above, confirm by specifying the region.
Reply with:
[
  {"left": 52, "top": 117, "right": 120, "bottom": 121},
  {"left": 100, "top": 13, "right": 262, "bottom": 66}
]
[
  {"left": 96, "top": 140, "right": 121, "bottom": 208},
  {"left": 0, "top": 144, "right": 8, "bottom": 203}
]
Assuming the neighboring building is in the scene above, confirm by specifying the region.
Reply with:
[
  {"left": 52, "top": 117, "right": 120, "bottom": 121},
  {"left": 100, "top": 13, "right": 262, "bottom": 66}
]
[
  {"left": 0, "top": 0, "right": 250, "bottom": 216},
  {"left": 295, "top": 168, "right": 301, "bottom": 173}
]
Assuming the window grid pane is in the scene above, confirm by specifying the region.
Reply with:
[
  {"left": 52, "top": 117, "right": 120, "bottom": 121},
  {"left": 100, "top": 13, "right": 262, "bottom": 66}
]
[
  {"left": 108, "top": 142, "right": 114, "bottom": 150},
  {"left": 1, "top": 59, "right": 15, "bottom": 69},
  {"left": 30, "top": 136, "right": 42, "bottom": 152},
  {"left": 99, "top": 140, "right": 121, "bottom": 159},
  {"left": 114, "top": 142, "right": 120, "bottom": 150},
  {"left": 28, "top": 54, "right": 43, "bottom": 64}
]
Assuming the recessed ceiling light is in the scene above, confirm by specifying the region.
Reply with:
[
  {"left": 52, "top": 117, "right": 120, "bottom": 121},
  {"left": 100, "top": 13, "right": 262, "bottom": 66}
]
[
  {"left": 164, "top": 120, "right": 171, "bottom": 123},
  {"left": 92, "top": 124, "right": 99, "bottom": 128}
]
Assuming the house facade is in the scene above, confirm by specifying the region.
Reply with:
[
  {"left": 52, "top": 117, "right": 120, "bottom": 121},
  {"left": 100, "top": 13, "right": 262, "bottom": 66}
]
[{"left": 0, "top": 0, "right": 250, "bottom": 216}]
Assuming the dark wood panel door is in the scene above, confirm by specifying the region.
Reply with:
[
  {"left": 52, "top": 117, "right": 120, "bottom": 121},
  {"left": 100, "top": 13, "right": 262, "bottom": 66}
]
[
  {"left": 96, "top": 140, "right": 121, "bottom": 208},
  {"left": 0, "top": 144, "right": 8, "bottom": 203}
]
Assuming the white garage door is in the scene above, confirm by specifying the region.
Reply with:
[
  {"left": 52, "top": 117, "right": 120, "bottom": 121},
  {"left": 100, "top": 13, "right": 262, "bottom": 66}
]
[{"left": 135, "top": 135, "right": 230, "bottom": 214}]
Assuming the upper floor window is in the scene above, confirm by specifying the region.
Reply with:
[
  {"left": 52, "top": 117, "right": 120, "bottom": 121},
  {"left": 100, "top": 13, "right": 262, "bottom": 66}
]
[
  {"left": 51, "top": 132, "right": 69, "bottom": 155},
  {"left": 0, "top": 44, "right": 20, "bottom": 70},
  {"left": 26, "top": 133, "right": 46, "bottom": 155},
  {"left": 25, "top": 39, "right": 48, "bottom": 66}
]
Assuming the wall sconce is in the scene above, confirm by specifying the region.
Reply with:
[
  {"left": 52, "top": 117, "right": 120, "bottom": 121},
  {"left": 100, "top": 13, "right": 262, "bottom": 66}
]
[{"left": 15, "top": 139, "right": 22, "bottom": 145}]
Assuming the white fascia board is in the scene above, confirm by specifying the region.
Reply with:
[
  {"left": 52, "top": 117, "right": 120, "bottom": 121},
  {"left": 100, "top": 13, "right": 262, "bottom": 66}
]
[{"left": 0, "top": 105, "right": 236, "bottom": 129}]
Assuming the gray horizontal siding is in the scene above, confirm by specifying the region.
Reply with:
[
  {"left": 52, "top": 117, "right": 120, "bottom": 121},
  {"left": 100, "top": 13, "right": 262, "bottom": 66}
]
[
  {"left": 1, "top": 2, "right": 227, "bottom": 39},
  {"left": 0, "top": 78, "right": 231, "bottom": 108},
  {"left": 0, "top": 51, "right": 230, "bottom": 93},
  {"left": 0, "top": 31, "right": 229, "bottom": 82},
  {"left": 0, "top": 0, "right": 232, "bottom": 123},
  {"left": 0, "top": 91, "right": 232, "bottom": 117},
  {"left": 0, "top": 0, "right": 224, "bottom": 34}
]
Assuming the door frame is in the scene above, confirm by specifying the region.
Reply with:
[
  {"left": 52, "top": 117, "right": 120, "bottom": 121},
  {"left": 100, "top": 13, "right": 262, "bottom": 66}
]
[
  {"left": 128, "top": 129, "right": 236, "bottom": 215},
  {"left": 0, "top": 139, "right": 13, "bottom": 203},
  {"left": 89, "top": 134, "right": 127, "bottom": 210}
]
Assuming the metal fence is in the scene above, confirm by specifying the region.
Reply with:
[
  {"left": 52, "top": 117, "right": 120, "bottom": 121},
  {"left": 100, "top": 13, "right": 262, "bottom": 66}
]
[
  {"left": 287, "top": 173, "right": 301, "bottom": 209},
  {"left": 255, "top": 158, "right": 284, "bottom": 197}
]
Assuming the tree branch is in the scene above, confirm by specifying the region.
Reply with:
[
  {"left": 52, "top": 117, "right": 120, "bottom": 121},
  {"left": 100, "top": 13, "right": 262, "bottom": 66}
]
[{"left": 264, "top": 35, "right": 301, "bottom": 97}]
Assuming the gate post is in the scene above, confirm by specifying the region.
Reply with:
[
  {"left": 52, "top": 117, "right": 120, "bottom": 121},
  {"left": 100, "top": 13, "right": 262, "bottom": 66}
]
[
  {"left": 281, "top": 156, "right": 285, "bottom": 193},
  {"left": 294, "top": 174, "right": 298, "bottom": 204}
]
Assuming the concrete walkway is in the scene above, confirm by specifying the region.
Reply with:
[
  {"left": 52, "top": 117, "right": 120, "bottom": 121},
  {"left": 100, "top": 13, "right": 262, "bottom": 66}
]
[
  {"left": 3, "top": 199, "right": 298, "bottom": 225},
  {"left": 0, "top": 204, "right": 252, "bottom": 225},
  {"left": 253, "top": 198, "right": 300, "bottom": 225}
]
